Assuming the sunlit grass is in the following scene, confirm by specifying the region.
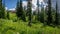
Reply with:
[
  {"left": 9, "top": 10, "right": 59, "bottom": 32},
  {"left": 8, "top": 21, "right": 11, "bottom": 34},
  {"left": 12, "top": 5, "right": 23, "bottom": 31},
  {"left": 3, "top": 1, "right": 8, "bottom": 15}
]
[
  {"left": 0, "top": 13, "right": 60, "bottom": 34},
  {"left": 0, "top": 19, "right": 60, "bottom": 34}
]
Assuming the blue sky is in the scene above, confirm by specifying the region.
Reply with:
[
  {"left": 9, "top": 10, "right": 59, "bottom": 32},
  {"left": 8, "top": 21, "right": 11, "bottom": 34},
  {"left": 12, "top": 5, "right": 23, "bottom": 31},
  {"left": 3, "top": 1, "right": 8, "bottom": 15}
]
[
  {"left": 3, "top": 0, "right": 26, "bottom": 10},
  {"left": 3, "top": 0, "right": 46, "bottom": 10},
  {"left": 2, "top": 0, "right": 48, "bottom": 11},
  {"left": 2, "top": 0, "right": 51, "bottom": 11},
  {"left": 2, "top": 0, "right": 60, "bottom": 12}
]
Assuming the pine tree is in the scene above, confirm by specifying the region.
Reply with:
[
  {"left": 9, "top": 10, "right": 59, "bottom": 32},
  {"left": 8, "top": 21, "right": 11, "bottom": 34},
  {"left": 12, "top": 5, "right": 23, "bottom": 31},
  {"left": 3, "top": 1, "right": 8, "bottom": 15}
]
[
  {"left": 16, "top": 0, "right": 26, "bottom": 21},
  {"left": 27, "top": 0, "right": 32, "bottom": 26},
  {"left": 37, "top": 0, "right": 40, "bottom": 21},
  {"left": 40, "top": 7, "right": 44, "bottom": 23},
  {"left": 7, "top": 11, "right": 10, "bottom": 19},
  {"left": 0, "top": 0, "right": 2, "bottom": 18},
  {"left": 47, "top": 0, "right": 52, "bottom": 25},
  {"left": 55, "top": 0, "right": 59, "bottom": 26},
  {"left": 16, "top": 0, "right": 20, "bottom": 18},
  {"left": 2, "top": 0, "right": 6, "bottom": 18},
  {"left": 0, "top": 0, "right": 5, "bottom": 19}
]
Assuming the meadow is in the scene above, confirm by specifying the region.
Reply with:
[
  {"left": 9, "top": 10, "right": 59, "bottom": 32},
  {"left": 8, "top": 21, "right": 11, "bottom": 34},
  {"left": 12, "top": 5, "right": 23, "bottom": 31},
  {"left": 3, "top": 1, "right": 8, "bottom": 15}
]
[{"left": 0, "top": 12, "right": 60, "bottom": 34}]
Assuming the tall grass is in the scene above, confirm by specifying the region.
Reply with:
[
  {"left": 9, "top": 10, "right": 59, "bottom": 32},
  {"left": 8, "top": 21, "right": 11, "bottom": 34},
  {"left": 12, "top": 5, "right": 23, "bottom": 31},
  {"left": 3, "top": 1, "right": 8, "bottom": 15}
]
[{"left": 0, "top": 13, "right": 60, "bottom": 34}]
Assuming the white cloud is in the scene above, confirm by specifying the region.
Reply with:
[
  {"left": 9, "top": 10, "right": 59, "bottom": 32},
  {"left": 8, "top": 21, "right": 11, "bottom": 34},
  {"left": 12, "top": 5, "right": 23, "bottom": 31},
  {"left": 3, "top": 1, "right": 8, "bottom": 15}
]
[
  {"left": 39, "top": 0, "right": 44, "bottom": 2},
  {"left": 22, "top": 0, "right": 47, "bottom": 11},
  {"left": 32, "top": 0, "right": 47, "bottom": 11},
  {"left": 23, "top": 1, "right": 27, "bottom": 7},
  {"left": 5, "top": 7, "right": 8, "bottom": 10},
  {"left": 9, "top": 8, "right": 15, "bottom": 11},
  {"left": 32, "top": 0, "right": 37, "bottom": 11},
  {"left": 5, "top": 7, "right": 15, "bottom": 11}
]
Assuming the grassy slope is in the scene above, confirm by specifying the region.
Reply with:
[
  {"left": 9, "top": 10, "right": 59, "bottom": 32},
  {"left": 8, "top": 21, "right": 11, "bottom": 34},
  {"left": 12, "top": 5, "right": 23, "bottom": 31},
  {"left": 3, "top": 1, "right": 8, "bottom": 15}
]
[
  {"left": 0, "top": 13, "right": 60, "bottom": 34},
  {"left": 0, "top": 19, "right": 60, "bottom": 34}
]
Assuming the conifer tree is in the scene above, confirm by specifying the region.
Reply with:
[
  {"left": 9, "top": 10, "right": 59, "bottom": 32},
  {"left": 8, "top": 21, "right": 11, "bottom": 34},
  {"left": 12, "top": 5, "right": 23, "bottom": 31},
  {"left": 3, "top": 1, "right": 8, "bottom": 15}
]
[
  {"left": 47, "top": 0, "right": 52, "bottom": 25},
  {"left": 0, "top": 0, "right": 3, "bottom": 18},
  {"left": 40, "top": 7, "right": 44, "bottom": 23},
  {"left": 37, "top": 0, "right": 40, "bottom": 21},
  {"left": 0, "top": 0, "right": 5, "bottom": 18},
  {"left": 7, "top": 11, "right": 10, "bottom": 19},
  {"left": 27, "top": 0, "right": 32, "bottom": 26},
  {"left": 16, "top": 0, "right": 26, "bottom": 21},
  {"left": 55, "top": 0, "right": 59, "bottom": 26},
  {"left": 16, "top": 0, "right": 20, "bottom": 18}
]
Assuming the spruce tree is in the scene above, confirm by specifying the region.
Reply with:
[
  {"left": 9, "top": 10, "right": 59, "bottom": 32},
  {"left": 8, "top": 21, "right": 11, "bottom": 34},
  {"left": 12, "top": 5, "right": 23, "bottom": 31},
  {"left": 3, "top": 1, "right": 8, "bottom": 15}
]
[
  {"left": 55, "top": 0, "right": 59, "bottom": 26},
  {"left": 0, "top": 0, "right": 5, "bottom": 19},
  {"left": 7, "top": 11, "right": 10, "bottom": 19},
  {"left": 40, "top": 7, "right": 44, "bottom": 23},
  {"left": 27, "top": 0, "right": 32, "bottom": 26},
  {"left": 47, "top": 0, "right": 52, "bottom": 25},
  {"left": 37, "top": 0, "right": 40, "bottom": 21},
  {"left": 16, "top": 0, "right": 20, "bottom": 18},
  {"left": 2, "top": 0, "right": 6, "bottom": 18},
  {"left": 0, "top": 0, "right": 2, "bottom": 18},
  {"left": 16, "top": 0, "right": 26, "bottom": 21}
]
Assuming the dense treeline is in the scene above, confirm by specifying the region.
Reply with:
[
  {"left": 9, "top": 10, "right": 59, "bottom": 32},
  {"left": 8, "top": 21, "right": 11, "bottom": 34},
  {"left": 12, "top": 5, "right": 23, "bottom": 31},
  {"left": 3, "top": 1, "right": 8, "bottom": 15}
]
[{"left": 0, "top": 0, "right": 60, "bottom": 27}]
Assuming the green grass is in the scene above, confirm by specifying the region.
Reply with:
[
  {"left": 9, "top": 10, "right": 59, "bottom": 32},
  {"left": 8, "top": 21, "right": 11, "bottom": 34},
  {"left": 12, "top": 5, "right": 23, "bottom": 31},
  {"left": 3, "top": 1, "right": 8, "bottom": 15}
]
[
  {"left": 0, "top": 19, "right": 60, "bottom": 34},
  {"left": 0, "top": 12, "right": 60, "bottom": 34}
]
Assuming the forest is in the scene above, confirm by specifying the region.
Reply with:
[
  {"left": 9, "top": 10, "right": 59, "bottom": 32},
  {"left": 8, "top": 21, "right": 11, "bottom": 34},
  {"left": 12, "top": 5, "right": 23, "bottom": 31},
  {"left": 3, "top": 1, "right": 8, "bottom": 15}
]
[{"left": 0, "top": 0, "right": 60, "bottom": 34}]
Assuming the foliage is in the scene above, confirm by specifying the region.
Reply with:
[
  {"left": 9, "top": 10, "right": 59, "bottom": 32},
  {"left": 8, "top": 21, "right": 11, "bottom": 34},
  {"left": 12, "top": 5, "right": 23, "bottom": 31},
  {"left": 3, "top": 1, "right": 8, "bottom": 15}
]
[
  {"left": 7, "top": 11, "right": 10, "bottom": 19},
  {"left": 0, "top": 0, "right": 6, "bottom": 19},
  {"left": 27, "top": 0, "right": 32, "bottom": 26},
  {"left": 0, "top": 18, "right": 60, "bottom": 34},
  {"left": 16, "top": 0, "right": 26, "bottom": 21},
  {"left": 54, "top": 0, "right": 60, "bottom": 26},
  {"left": 47, "top": 0, "right": 52, "bottom": 25}
]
